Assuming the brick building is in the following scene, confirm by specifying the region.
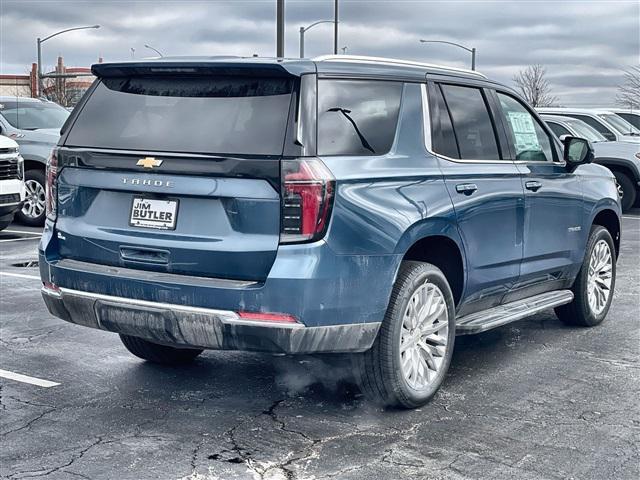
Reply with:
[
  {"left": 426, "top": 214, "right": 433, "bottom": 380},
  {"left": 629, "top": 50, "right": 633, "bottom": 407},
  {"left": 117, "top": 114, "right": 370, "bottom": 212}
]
[{"left": 0, "top": 56, "right": 98, "bottom": 107}]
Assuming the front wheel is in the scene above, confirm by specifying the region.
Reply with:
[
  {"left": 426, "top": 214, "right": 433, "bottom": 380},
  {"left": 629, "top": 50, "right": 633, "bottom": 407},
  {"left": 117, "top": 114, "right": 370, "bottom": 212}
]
[
  {"left": 353, "top": 261, "right": 456, "bottom": 408},
  {"left": 119, "top": 334, "right": 203, "bottom": 365},
  {"left": 555, "top": 226, "right": 616, "bottom": 327},
  {"left": 613, "top": 171, "right": 636, "bottom": 213}
]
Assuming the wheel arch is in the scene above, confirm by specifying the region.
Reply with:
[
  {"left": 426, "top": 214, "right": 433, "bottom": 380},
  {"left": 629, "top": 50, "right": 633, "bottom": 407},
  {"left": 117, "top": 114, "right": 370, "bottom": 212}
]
[
  {"left": 23, "top": 159, "right": 46, "bottom": 172},
  {"left": 591, "top": 207, "right": 621, "bottom": 258},
  {"left": 394, "top": 219, "right": 467, "bottom": 306}
]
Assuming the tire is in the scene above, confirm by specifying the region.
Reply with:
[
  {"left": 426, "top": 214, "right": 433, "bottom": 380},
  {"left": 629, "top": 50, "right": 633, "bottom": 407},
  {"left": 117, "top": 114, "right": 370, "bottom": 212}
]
[
  {"left": 555, "top": 226, "right": 616, "bottom": 327},
  {"left": 16, "top": 169, "right": 46, "bottom": 226},
  {"left": 119, "top": 334, "right": 203, "bottom": 365},
  {"left": 353, "top": 261, "right": 456, "bottom": 409},
  {"left": 612, "top": 171, "right": 636, "bottom": 213}
]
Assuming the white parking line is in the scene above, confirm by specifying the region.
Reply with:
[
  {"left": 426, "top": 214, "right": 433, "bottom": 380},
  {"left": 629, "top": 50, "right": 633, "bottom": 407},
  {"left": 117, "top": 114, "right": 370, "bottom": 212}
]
[
  {"left": 0, "top": 236, "right": 41, "bottom": 243},
  {"left": 622, "top": 215, "right": 639, "bottom": 220},
  {"left": 0, "top": 368, "right": 60, "bottom": 388},
  {"left": 0, "top": 272, "right": 40, "bottom": 280},
  {"left": 3, "top": 229, "right": 42, "bottom": 236}
]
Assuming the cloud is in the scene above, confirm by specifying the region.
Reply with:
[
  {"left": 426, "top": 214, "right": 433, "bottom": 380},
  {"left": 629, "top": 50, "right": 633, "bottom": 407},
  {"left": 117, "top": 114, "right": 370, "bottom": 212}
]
[{"left": 0, "top": 0, "right": 638, "bottom": 106}]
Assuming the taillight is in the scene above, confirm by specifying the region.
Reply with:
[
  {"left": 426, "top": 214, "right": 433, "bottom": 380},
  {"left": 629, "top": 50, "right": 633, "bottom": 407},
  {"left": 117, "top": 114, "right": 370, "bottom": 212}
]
[
  {"left": 45, "top": 148, "right": 58, "bottom": 221},
  {"left": 281, "top": 158, "right": 334, "bottom": 243}
]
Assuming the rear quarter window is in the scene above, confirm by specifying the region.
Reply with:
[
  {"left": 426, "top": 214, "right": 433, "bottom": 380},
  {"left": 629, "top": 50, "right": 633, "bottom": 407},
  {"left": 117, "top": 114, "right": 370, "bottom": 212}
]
[{"left": 317, "top": 79, "right": 402, "bottom": 156}]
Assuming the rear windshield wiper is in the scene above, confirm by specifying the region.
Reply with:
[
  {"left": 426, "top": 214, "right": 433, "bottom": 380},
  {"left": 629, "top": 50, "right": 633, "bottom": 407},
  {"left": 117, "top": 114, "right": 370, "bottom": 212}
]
[{"left": 327, "top": 107, "right": 375, "bottom": 154}]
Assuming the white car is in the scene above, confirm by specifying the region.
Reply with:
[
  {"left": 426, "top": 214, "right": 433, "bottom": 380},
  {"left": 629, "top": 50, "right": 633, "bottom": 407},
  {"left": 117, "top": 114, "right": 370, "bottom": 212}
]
[
  {"left": 0, "top": 135, "right": 25, "bottom": 231},
  {"left": 537, "top": 107, "right": 640, "bottom": 143},
  {"left": 596, "top": 108, "right": 640, "bottom": 131}
]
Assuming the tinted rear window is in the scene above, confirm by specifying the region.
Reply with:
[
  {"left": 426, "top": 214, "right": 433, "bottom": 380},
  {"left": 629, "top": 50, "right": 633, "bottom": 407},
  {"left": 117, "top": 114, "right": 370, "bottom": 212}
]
[
  {"left": 317, "top": 79, "right": 402, "bottom": 156},
  {"left": 65, "top": 76, "right": 294, "bottom": 155}
]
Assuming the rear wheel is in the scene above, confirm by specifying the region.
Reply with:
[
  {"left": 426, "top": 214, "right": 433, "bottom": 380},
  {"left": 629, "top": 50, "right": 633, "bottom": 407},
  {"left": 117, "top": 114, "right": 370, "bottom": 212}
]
[
  {"left": 16, "top": 169, "right": 46, "bottom": 226},
  {"left": 555, "top": 226, "right": 616, "bottom": 327},
  {"left": 353, "top": 261, "right": 456, "bottom": 408},
  {"left": 612, "top": 171, "right": 636, "bottom": 213},
  {"left": 119, "top": 334, "right": 203, "bottom": 365}
]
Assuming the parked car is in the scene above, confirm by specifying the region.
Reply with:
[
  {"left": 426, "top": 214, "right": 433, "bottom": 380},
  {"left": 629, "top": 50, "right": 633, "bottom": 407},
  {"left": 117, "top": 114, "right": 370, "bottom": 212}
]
[
  {"left": 599, "top": 108, "right": 640, "bottom": 130},
  {"left": 40, "top": 55, "right": 621, "bottom": 408},
  {"left": 537, "top": 107, "right": 640, "bottom": 143},
  {"left": 0, "top": 96, "right": 69, "bottom": 226},
  {"left": 0, "top": 135, "right": 25, "bottom": 231},
  {"left": 541, "top": 114, "right": 640, "bottom": 211}
]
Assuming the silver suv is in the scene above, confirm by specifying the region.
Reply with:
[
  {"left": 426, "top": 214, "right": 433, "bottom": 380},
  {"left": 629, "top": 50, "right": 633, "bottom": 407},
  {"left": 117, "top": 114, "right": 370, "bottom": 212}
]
[
  {"left": 0, "top": 97, "right": 69, "bottom": 225},
  {"left": 537, "top": 107, "right": 640, "bottom": 144}
]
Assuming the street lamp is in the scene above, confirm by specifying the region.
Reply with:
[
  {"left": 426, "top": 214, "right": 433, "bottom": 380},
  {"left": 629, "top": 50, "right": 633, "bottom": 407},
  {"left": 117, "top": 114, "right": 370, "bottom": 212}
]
[
  {"left": 37, "top": 25, "right": 100, "bottom": 96},
  {"left": 144, "top": 44, "right": 164, "bottom": 57},
  {"left": 299, "top": 20, "right": 335, "bottom": 58},
  {"left": 419, "top": 39, "right": 476, "bottom": 71}
]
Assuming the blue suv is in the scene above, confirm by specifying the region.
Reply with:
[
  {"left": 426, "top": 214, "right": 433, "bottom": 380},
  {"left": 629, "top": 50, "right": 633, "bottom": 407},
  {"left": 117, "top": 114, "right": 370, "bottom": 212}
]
[{"left": 40, "top": 56, "right": 621, "bottom": 408}]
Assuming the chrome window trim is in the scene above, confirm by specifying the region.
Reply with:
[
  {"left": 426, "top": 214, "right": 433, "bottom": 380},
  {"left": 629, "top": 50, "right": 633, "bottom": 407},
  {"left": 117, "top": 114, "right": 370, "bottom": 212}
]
[{"left": 421, "top": 82, "right": 567, "bottom": 166}]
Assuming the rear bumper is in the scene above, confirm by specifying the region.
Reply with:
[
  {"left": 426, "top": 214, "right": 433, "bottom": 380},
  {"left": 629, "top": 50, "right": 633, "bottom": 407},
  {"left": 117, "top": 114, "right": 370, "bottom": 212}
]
[{"left": 41, "top": 285, "right": 381, "bottom": 354}]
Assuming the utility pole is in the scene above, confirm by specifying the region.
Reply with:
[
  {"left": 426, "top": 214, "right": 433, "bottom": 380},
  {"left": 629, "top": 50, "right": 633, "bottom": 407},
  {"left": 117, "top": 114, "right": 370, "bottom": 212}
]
[
  {"left": 276, "top": 0, "right": 285, "bottom": 57},
  {"left": 334, "top": 0, "right": 338, "bottom": 55}
]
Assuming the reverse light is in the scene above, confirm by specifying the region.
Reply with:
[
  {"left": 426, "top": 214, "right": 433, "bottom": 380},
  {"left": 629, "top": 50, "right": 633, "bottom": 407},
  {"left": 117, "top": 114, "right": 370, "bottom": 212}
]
[
  {"left": 280, "top": 158, "right": 334, "bottom": 243},
  {"left": 635, "top": 152, "right": 640, "bottom": 160},
  {"left": 45, "top": 148, "right": 58, "bottom": 221},
  {"left": 237, "top": 311, "right": 299, "bottom": 324}
]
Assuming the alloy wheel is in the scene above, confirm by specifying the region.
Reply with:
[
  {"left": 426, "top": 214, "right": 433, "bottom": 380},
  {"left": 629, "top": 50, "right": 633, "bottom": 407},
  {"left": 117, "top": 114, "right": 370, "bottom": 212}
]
[
  {"left": 400, "top": 281, "right": 449, "bottom": 390},
  {"left": 21, "top": 179, "right": 46, "bottom": 220},
  {"left": 587, "top": 239, "right": 613, "bottom": 315}
]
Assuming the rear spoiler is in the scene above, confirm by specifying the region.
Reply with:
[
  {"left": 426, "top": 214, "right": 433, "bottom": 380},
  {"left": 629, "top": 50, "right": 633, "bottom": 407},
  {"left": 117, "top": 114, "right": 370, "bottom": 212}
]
[{"left": 92, "top": 60, "right": 314, "bottom": 78}]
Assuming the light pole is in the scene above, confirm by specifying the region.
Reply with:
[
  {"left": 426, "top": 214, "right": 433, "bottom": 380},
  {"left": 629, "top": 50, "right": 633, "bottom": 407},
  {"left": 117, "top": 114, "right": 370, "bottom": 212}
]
[
  {"left": 334, "top": 0, "right": 339, "bottom": 55},
  {"left": 144, "top": 44, "right": 163, "bottom": 57},
  {"left": 419, "top": 39, "right": 476, "bottom": 71},
  {"left": 36, "top": 25, "right": 100, "bottom": 97},
  {"left": 299, "top": 20, "right": 335, "bottom": 58}
]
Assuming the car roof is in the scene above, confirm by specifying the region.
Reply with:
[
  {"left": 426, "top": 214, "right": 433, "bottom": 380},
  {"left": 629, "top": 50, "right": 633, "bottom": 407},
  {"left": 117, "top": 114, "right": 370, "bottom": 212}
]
[
  {"left": 536, "top": 107, "right": 617, "bottom": 115},
  {"left": 539, "top": 114, "right": 577, "bottom": 123},
  {"left": 0, "top": 96, "right": 53, "bottom": 103},
  {"left": 91, "top": 54, "right": 493, "bottom": 84},
  {"left": 592, "top": 108, "right": 640, "bottom": 115}
]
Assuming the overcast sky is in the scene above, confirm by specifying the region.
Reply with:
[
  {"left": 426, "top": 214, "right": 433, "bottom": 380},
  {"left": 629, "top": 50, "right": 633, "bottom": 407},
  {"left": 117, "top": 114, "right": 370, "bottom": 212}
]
[{"left": 1, "top": 0, "right": 638, "bottom": 106}]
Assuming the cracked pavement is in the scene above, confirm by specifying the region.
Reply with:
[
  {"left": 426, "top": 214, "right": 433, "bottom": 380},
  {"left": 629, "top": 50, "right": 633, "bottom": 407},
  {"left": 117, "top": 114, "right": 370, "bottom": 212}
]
[{"left": 1, "top": 214, "right": 639, "bottom": 480}]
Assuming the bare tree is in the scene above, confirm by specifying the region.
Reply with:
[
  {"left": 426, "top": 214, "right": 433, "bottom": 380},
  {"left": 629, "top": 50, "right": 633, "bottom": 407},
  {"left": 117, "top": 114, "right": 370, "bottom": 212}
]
[
  {"left": 42, "top": 76, "right": 71, "bottom": 107},
  {"left": 512, "top": 64, "right": 558, "bottom": 107},
  {"left": 616, "top": 66, "right": 640, "bottom": 109}
]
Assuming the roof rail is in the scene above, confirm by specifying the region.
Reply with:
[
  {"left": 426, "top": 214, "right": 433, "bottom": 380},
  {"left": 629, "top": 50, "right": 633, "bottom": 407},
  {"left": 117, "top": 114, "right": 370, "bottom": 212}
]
[{"left": 313, "top": 54, "right": 487, "bottom": 79}]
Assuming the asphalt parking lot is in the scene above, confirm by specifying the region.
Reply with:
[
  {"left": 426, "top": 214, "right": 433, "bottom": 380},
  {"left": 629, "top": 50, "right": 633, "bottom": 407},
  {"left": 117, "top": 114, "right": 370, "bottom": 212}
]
[{"left": 1, "top": 213, "right": 639, "bottom": 480}]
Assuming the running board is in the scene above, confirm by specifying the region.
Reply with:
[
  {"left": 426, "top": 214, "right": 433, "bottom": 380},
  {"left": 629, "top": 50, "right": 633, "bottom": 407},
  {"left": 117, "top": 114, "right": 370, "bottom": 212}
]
[{"left": 455, "top": 290, "right": 574, "bottom": 335}]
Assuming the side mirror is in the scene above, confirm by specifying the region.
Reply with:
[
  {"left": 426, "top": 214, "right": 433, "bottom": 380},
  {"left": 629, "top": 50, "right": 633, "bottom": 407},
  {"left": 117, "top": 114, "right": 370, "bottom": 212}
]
[{"left": 563, "top": 136, "right": 594, "bottom": 168}]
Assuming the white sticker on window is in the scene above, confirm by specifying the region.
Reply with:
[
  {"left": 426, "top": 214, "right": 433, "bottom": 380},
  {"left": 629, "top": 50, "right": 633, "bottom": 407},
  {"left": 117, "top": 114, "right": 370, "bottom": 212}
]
[{"left": 507, "top": 111, "right": 541, "bottom": 153}]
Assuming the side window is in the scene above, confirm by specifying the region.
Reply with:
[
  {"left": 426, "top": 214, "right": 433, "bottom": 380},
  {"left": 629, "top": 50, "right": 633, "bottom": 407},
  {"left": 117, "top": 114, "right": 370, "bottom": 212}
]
[
  {"left": 439, "top": 84, "right": 501, "bottom": 160},
  {"left": 568, "top": 114, "right": 616, "bottom": 141},
  {"left": 547, "top": 122, "right": 571, "bottom": 138},
  {"left": 496, "top": 92, "right": 555, "bottom": 162},
  {"left": 618, "top": 113, "right": 640, "bottom": 129},
  {"left": 430, "top": 84, "right": 459, "bottom": 158},
  {"left": 317, "top": 79, "right": 402, "bottom": 156}
]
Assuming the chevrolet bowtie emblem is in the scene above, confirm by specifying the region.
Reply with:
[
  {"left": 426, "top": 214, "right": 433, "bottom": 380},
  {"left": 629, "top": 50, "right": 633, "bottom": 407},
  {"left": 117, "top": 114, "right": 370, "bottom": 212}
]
[{"left": 136, "top": 157, "right": 163, "bottom": 169}]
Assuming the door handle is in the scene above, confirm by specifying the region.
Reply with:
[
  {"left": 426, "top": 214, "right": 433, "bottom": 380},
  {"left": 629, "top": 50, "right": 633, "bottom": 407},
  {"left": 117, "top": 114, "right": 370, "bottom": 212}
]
[
  {"left": 525, "top": 180, "right": 542, "bottom": 192},
  {"left": 455, "top": 183, "right": 478, "bottom": 195}
]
